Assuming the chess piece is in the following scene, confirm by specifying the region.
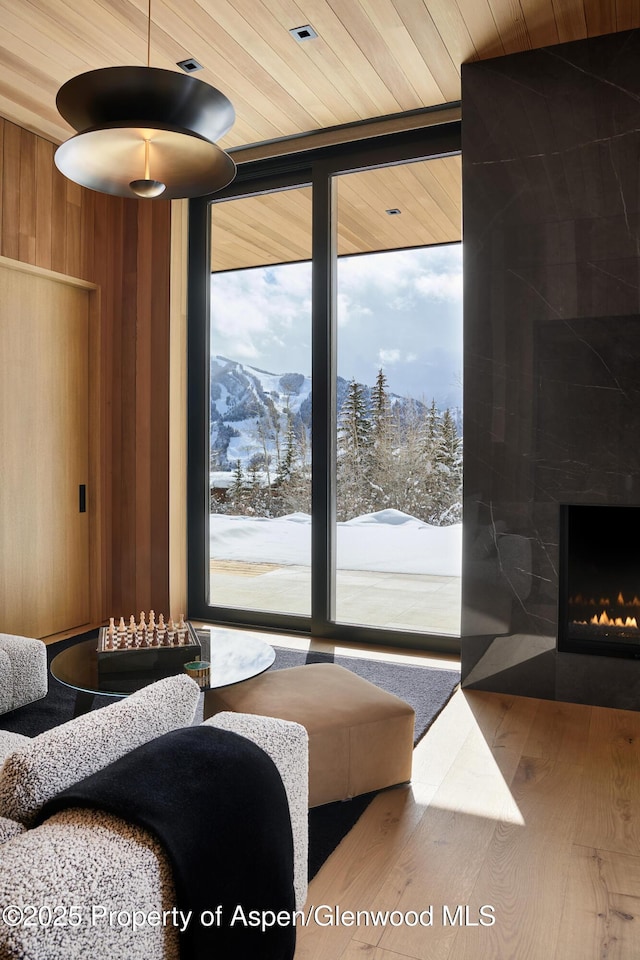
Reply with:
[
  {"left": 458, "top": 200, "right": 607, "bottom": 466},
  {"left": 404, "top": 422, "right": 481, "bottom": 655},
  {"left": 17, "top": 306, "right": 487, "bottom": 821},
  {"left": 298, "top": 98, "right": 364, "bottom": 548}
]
[
  {"left": 167, "top": 616, "right": 176, "bottom": 647},
  {"left": 128, "top": 615, "right": 137, "bottom": 648},
  {"left": 106, "top": 617, "right": 116, "bottom": 650},
  {"left": 134, "top": 610, "right": 146, "bottom": 647},
  {"left": 155, "top": 613, "right": 166, "bottom": 646},
  {"left": 117, "top": 616, "right": 127, "bottom": 650},
  {"left": 177, "top": 614, "right": 187, "bottom": 645},
  {"left": 137, "top": 611, "right": 146, "bottom": 647},
  {"left": 148, "top": 609, "right": 156, "bottom": 646}
]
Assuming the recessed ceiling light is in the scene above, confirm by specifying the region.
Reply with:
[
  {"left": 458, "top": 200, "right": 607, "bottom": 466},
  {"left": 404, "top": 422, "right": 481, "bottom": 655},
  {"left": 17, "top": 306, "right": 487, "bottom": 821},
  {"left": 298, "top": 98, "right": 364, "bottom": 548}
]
[
  {"left": 386, "top": 208, "right": 401, "bottom": 215},
  {"left": 289, "top": 24, "right": 318, "bottom": 42},
  {"left": 177, "top": 58, "right": 203, "bottom": 73}
]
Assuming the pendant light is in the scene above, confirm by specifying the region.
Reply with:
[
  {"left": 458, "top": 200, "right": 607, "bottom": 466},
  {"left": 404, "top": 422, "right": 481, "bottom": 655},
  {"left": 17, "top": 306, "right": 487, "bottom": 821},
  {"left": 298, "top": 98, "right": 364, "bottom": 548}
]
[{"left": 54, "top": 0, "right": 236, "bottom": 200}]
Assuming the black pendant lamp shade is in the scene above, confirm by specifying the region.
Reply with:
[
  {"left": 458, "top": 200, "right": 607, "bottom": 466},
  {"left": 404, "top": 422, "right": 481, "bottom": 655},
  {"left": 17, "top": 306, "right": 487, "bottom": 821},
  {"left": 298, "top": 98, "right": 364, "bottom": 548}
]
[{"left": 54, "top": 66, "right": 236, "bottom": 200}]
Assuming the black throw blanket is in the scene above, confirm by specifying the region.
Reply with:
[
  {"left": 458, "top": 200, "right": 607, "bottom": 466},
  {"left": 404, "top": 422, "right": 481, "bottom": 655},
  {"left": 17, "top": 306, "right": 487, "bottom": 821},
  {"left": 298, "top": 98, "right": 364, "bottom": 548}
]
[{"left": 36, "top": 726, "right": 296, "bottom": 960}]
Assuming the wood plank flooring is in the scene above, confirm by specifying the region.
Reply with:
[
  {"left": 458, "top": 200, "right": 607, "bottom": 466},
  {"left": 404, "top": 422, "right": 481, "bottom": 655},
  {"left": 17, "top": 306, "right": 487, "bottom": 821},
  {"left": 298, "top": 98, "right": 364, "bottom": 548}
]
[{"left": 295, "top": 684, "right": 640, "bottom": 960}]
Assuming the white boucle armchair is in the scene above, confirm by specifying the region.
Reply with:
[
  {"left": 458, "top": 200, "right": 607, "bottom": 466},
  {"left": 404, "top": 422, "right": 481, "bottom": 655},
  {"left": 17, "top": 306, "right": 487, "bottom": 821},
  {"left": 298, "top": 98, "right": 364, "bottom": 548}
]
[
  {"left": 0, "top": 633, "right": 48, "bottom": 715},
  {"left": 0, "top": 676, "right": 309, "bottom": 959}
]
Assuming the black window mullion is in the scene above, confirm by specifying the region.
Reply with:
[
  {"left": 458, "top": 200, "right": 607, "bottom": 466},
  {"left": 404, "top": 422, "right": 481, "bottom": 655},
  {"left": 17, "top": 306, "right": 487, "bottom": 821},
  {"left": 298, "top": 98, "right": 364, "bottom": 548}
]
[
  {"left": 186, "top": 196, "right": 212, "bottom": 616},
  {"left": 311, "top": 163, "right": 336, "bottom": 633}
]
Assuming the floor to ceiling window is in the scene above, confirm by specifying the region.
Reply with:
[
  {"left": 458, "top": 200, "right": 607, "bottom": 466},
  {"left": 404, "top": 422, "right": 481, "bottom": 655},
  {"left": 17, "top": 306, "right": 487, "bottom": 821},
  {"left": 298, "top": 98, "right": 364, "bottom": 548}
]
[
  {"left": 208, "top": 187, "right": 312, "bottom": 617},
  {"left": 334, "top": 219, "right": 462, "bottom": 634},
  {"left": 188, "top": 122, "right": 462, "bottom": 652}
]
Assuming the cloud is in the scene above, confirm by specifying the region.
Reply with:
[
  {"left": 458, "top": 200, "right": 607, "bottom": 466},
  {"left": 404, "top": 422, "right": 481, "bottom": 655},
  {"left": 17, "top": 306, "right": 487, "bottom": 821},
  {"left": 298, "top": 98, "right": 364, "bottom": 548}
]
[
  {"left": 378, "top": 348, "right": 401, "bottom": 364},
  {"left": 376, "top": 349, "right": 420, "bottom": 373},
  {"left": 337, "top": 291, "right": 371, "bottom": 327},
  {"left": 415, "top": 271, "right": 463, "bottom": 302},
  {"left": 211, "top": 262, "right": 312, "bottom": 357},
  {"left": 337, "top": 245, "right": 462, "bottom": 311}
]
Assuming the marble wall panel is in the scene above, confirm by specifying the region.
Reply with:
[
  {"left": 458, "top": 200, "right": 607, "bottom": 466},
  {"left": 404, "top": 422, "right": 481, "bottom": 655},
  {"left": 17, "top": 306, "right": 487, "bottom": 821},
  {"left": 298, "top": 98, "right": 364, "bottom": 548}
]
[{"left": 461, "top": 29, "right": 640, "bottom": 709}]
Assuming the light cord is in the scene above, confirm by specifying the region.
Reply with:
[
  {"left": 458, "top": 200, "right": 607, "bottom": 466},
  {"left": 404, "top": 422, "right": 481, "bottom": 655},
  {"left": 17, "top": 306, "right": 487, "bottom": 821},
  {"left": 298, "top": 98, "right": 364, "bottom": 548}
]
[{"left": 146, "top": 0, "right": 151, "bottom": 68}]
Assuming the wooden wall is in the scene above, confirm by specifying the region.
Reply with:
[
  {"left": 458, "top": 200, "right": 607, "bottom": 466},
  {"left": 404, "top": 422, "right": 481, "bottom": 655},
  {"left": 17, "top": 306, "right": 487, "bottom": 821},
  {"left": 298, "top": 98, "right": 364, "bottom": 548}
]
[{"left": 0, "top": 116, "right": 172, "bottom": 623}]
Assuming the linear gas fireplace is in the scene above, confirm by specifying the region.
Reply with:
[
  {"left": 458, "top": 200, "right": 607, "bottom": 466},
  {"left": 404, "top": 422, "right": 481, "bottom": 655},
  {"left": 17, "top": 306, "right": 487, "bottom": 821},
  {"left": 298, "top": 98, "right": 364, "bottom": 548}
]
[{"left": 558, "top": 504, "right": 640, "bottom": 659}]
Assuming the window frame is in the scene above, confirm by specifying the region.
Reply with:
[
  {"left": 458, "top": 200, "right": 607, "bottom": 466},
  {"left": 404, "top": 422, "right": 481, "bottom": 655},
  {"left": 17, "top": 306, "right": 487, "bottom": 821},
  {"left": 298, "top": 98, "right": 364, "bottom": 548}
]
[{"left": 187, "top": 121, "right": 462, "bottom": 654}]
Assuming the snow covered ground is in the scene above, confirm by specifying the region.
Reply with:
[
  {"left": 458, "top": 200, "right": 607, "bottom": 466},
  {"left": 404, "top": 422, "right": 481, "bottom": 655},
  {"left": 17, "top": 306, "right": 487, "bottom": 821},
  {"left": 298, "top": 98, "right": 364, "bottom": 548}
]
[{"left": 210, "top": 508, "right": 461, "bottom": 576}]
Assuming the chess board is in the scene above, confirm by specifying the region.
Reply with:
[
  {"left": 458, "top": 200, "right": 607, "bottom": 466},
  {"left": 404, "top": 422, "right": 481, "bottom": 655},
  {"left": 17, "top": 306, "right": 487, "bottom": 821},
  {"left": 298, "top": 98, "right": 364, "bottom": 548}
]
[
  {"left": 98, "top": 613, "right": 198, "bottom": 652},
  {"left": 96, "top": 618, "right": 202, "bottom": 689}
]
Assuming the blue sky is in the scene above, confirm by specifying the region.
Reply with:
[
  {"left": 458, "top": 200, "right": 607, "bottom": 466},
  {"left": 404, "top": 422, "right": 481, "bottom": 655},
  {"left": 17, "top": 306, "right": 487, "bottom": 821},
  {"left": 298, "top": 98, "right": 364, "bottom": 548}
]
[{"left": 210, "top": 242, "right": 462, "bottom": 408}]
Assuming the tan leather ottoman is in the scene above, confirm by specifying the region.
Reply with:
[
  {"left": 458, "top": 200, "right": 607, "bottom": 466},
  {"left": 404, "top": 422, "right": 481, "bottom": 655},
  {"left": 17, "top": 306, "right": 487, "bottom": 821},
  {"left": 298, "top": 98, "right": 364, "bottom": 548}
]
[{"left": 204, "top": 663, "right": 415, "bottom": 807}]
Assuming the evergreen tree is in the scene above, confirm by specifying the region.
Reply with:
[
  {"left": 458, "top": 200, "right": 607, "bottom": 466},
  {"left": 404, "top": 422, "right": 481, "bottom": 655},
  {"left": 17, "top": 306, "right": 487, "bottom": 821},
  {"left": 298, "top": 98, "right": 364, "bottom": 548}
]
[
  {"left": 245, "top": 461, "right": 268, "bottom": 516},
  {"left": 284, "top": 422, "right": 311, "bottom": 515},
  {"left": 228, "top": 459, "right": 246, "bottom": 511},
  {"left": 369, "top": 368, "right": 394, "bottom": 512},
  {"left": 337, "top": 379, "right": 373, "bottom": 519},
  {"left": 275, "top": 412, "right": 297, "bottom": 486},
  {"left": 338, "top": 378, "right": 372, "bottom": 453},
  {"left": 437, "top": 409, "right": 461, "bottom": 470},
  {"left": 419, "top": 398, "right": 442, "bottom": 523},
  {"left": 371, "top": 369, "right": 392, "bottom": 442},
  {"left": 434, "top": 408, "right": 463, "bottom": 523},
  {"left": 424, "top": 398, "right": 440, "bottom": 446}
]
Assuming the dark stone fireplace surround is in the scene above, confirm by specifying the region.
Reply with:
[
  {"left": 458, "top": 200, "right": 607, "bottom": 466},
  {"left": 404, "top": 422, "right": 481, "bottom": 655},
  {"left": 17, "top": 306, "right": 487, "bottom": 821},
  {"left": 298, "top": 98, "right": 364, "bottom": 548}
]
[{"left": 460, "top": 28, "right": 640, "bottom": 711}]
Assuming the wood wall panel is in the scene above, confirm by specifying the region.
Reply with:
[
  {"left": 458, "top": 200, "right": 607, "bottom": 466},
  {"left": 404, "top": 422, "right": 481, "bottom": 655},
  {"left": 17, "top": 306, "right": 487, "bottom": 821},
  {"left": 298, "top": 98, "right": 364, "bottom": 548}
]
[
  {"left": 169, "top": 200, "right": 188, "bottom": 618},
  {"left": 0, "top": 263, "right": 93, "bottom": 637},
  {"left": 0, "top": 116, "right": 172, "bottom": 629},
  {"left": 149, "top": 205, "right": 171, "bottom": 612},
  {"left": 2, "top": 121, "right": 20, "bottom": 261}
]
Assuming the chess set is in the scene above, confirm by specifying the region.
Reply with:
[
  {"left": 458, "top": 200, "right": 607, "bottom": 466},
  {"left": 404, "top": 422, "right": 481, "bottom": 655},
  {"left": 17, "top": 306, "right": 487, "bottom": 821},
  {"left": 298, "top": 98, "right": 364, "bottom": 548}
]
[
  {"left": 98, "top": 611, "right": 196, "bottom": 651},
  {"left": 96, "top": 612, "right": 202, "bottom": 690}
]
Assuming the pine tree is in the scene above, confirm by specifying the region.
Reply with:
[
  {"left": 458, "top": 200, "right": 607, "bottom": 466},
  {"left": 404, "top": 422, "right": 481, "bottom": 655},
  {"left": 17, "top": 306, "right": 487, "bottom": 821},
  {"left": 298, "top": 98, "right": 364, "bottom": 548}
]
[
  {"left": 337, "top": 378, "right": 373, "bottom": 519},
  {"left": 419, "top": 398, "right": 442, "bottom": 522},
  {"left": 275, "top": 412, "right": 297, "bottom": 486},
  {"left": 245, "top": 461, "right": 267, "bottom": 516},
  {"left": 371, "top": 369, "right": 392, "bottom": 442},
  {"left": 338, "top": 378, "right": 372, "bottom": 453},
  {"left": 369, "top": 369, "right": 393, "bottom": 512},
  {"left": 228, "top": 459, "right": 246, "bottom": 511},
  {"left": 285, "top": 421, "right": 311, "bottom": 515},
  {"left": 437, "top": 409, "right": 460, "bottom": 469},
  {"left": 425, "top": 398, "right": 440, "bottom": 446},
  {"left": 434, "top": 408, "right": 463, "bottom": 523}
]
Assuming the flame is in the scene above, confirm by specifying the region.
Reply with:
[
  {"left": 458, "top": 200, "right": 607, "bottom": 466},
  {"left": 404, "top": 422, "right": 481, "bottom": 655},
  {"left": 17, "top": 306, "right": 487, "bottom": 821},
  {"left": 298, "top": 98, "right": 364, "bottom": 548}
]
[
  {"left": 588, "top": 611, "right": 638, "bottom": 628},
  {"left": 571, "top": 590, "right": 640, "bottom": 631},
  {"left": 570, "top": 591, "right": 640, "bottom": 609}
]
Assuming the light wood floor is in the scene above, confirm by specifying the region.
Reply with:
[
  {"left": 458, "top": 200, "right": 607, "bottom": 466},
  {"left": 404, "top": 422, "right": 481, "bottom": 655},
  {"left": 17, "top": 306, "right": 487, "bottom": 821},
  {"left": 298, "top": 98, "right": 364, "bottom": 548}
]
[
  {"left": 296, "top": 684, "right": 640, "bottom": 959},
  {"left": 55, "top": 620, "right": 640, "bottom": 956}
]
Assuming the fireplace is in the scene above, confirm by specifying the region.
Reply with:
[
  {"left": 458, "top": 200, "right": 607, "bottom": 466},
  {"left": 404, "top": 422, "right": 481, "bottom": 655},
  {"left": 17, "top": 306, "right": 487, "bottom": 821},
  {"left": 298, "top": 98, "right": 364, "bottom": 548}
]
[{"left": 558, "top": 505, "right": 640, "bottom": 659}]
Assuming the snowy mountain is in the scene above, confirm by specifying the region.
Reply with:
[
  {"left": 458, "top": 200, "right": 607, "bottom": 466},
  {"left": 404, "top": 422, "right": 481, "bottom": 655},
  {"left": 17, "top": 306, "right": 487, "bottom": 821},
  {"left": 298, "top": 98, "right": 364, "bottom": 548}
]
[
  {"left": 209, "top": 356, "right": 313, "bottom": 470},
  {"left": 209, "top": 355, "right": 461, "bottom": 471}
]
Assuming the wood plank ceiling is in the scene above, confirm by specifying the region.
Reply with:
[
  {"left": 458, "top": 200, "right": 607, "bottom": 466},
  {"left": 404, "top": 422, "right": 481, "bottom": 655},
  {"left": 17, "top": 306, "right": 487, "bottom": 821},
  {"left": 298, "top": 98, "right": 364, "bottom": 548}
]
[
  {"left": 210, "top": 157, "right": 462, "bottom": 271},
  {"left": 0, "top": 0, "right": 636, "bottom": 267}
]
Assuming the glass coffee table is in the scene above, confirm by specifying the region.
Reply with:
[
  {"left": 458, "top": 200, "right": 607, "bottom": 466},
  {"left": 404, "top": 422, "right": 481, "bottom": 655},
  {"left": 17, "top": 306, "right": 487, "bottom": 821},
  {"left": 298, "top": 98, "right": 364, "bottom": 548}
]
[{"left": 50, "top": 625, "right": 275, "bottom": 717}]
